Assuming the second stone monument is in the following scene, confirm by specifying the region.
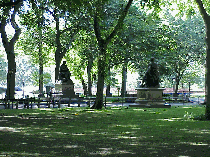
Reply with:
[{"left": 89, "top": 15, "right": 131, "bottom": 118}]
[{"left": 130, "top": 57, "right": 170, "bottom": 108}]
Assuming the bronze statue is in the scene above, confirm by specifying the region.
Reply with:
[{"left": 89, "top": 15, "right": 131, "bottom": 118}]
[
  {"left": 141, "top": 57, "right": 160, "bottom": 88},
  {"left": 59, "top": 61, "right": 71, "bottom": 82}
]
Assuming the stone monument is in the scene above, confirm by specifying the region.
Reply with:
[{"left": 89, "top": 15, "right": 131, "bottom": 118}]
[
  {"left": 59, "top": 61, "right": 77, "bottom": 98},
  {"left": 130, "top": 57, "right": 170, "bottom": 108}
]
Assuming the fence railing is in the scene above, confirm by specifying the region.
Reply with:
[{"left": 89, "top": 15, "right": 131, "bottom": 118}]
[{"left": 0, "top": 95, "right": 204, "bottom": 109}]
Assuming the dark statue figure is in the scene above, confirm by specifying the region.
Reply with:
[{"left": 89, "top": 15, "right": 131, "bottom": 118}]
[
  {"left": 59, "top": 61, "right": 71, "bottom": 82},
  {"left": 141, "top": 57, "right": 160, "bottom": 88}
]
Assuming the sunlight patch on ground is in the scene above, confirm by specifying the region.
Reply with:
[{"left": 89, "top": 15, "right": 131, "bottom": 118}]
[
  {"left": 89, "top": 148, "right": 135, "bottom": 156},
  {"left": 185, "top": 129, "right": 210, "bottom": 134},
  {"left": 72, "top": 133, "right": 85, "bottom": 135},
  {"left": 110, "top": 124, "right": 139, "bottom": 128},
  {"left": 156, "top": 118, "right": 182, "bottom": 121},
  {"left": 131, "top": 127, "right": 141, "bottom": 129},
  {"left": 0, "top": 127, "right": 19, "bottom": 132},
  {"left": 133, "top": 109, "right": 145, "bottom": 111},
  {"left": 180, "top": 142, "right": 209, "bottom": 146},
  {"left": 111, "top": 108, "right": 121, "bottom": 110},
  {"left": 64, "top": 145, "right": 84, "bottom": 148},
  {"left": 1, "top": 116, "right": 16, "bottom": 117},
  {"left": 1, "top": 152, "right": 41, "bottom": 156},
  {"left": 117, "top": 136, "right": 137, "bottom": 139},
  {"left": 39, "top": 108, "right": 53, "bottom": 111}
]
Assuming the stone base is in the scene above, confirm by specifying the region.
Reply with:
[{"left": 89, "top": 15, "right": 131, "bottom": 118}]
[
  {"left": 129, "top": 104, "right": 171, "bottom": 108},
  {"left": 135, "top": 100, "right": 165, "bottom": 105},
  {"left": 55, "top": 80, "right": 77, "bottom": 98},
  {"left": 136, "top": 88, "right": 165, "bottom": 100},
  {"left": 62, "top": 83, "right": 77, "bottom": 98},
  {"left": 134, "top": 88, "right": 168, "bottom": 108}
]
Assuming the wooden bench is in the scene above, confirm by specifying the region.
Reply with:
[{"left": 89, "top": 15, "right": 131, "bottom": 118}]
[{"left": 0, "top": 96, "right": 97, "bottom": 109}]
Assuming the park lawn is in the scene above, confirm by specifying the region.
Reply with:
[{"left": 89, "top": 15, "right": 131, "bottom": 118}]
[{"left": 0, "top": 106, "right": 209, "bottom": 156}]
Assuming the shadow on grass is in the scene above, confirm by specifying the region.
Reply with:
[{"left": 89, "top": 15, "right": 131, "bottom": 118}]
[{"left": 0, "top": 107, "right": 209, "bottom": 156}]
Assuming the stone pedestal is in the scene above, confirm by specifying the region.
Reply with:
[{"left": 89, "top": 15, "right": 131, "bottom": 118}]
[
  {"left": 55, "top": 80, "right": 77, "bottom": 98},
  {"left": 62, "top": 80, "right": 77, "bottom": 98},
  {"left": 129, "top": 88, "right": 170, "bottom": 108}
]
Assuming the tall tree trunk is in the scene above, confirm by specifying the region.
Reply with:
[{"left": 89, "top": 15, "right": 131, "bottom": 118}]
[
  {"left": 92, "top": 0, "right": 133, "bottom": 109},
  {"left": 93, "top": 48, "right": 106, "bottom": 109},
  {"left": 106, "top": 64, "right": 111, "bottom": 96},
  {"left": 174, "top": 75, "right": 180, "bottom": 96},
  {"left": 121, "top": 62, "right": 127, "bottom": 97},
  {"left": 0, "top": 2, "right": 22, "bottom": 99},
  {"left": 38, "top": 4, "right": 44, "bottom": 97},
  {"left": 195, "top": 0, "right": 210, "bottom": 119},
  {"left": 87, "top": 57, "right": 93, "bottom": 96},
  {"left": 6, "top": 52, "right": 16, "bottom": 99},
  {"left": 39, "top": 54, "right": 44, "bottom": 96},
  {"left": 81, "top": 79, "right": 88, "bottom": 96},
  {"left": 205, "top": 22, "right": 210, "bottom": 119}
]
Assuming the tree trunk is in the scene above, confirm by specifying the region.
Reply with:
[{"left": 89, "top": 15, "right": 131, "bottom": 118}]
[
  {"left": 6, "top": 52, "right": 16, "bottom": 99},
  {"left": 39, "top": 56, "right": 44, "bottom": 96},
  {"left": 81, "top": 79, "right": 88, "bottom": 96},
  {"left": 38, "top": 6, "right": 44, "bottom": 97},
  {"left": 87, "top": 57, "right": 93, "bottom": 96},
  {"left": 205, "top": 22, "right": 210, "bottom": 119},
  {"left": 195, "top": 0, "right": 210, "bottom": 119},
  {"left": 0, "top": 2, "right": 22, "bottom": 99},
  {"left": 92, "top": 0, "right": 133, "bottom": 109},
  {"left": 106, "top": 64, "right": 111, "bottom": 96},
  {"left": 92, "top": 48, "right": 106, "bottom": 109},
  {"left": 55, "top": 52, "right": 63, "bottom": 81},
  {"left": 174, "top": 76, "right": 180, "bottom": 95},
  {"left": 121, "top": 62, "right": 127, "bottom": 97}
]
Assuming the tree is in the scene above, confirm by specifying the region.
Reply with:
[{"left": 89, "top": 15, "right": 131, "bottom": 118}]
[
  {"left": 0, "top": 0, "right": 23, "bottom": 99},
  {"left": 161, "top": 14, "right": 205, "bottom": 95},
  {"left": 70, "top": 30, "right": 98, "bottom": 96},
  {"left": 194, "top": 0, "right": 210, "bottom": 119},
  {"left": 91, "top": 0, "right": 133, "bottom": 109},
  {"left": 19, "top": 0, "right": 54, "bottom": 96},
  {"left": 52, "top": 8, "right": 82, "bottom": 82}
]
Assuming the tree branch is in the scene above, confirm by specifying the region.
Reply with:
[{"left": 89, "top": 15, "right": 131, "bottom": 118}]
[
  {"left": 10, "top": 0, "right": 23, "bottom": 45},
  {"left": 0, "top": 7, "right": 10, "bottom": 50},
  {"left": 0, "top": 0, "right": 21, "bottom": 8},
  {"left": 195, "top": 0, "right": 210, "bottom": 23},
  {"left": 60, "top": 17, "right": 82, "bottom": 35},
  {"left": 94, "top": 13, "right": 104, "bottom": 47},
  {"left": 105, "top": 0, "right": 133, "bottom": 45}
]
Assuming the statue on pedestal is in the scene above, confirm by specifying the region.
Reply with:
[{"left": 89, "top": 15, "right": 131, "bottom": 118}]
[
  {"left": 141, "top": 57, "right": 160, "bottom": 88},
  {"left": 59, "top": 61, "right": 76, "bottom": 98},
  {"left": 59, "top": 61, "right": 71, "bottom": 83}
]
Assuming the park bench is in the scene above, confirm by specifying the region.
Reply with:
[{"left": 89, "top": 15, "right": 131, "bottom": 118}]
[
  {"left": 0, "top": 98, "right": 36, "bottom": 109},
  {"left": 0, "top": 96, "right": 97, "bottom": 109},
  {"left": 163, "top": 96, "right": 189, "bottom": 103},
  {"left": 125, "top": 94, "right": 137, "bottom": 103}
]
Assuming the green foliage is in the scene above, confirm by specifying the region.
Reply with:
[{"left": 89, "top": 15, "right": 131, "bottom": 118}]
[
  {"left": 18, "top": 28, "right": 55, "bottom": 66},
  {"left": 15, "top": 55, "right": 37, "bottom": 87},
  {"left": 31, "top": 70, "right": 52, "bottom": 87}
]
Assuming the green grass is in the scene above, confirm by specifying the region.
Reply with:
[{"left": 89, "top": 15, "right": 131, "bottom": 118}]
[{"left": 0, "top": 106, "right": 209, "bottom": 156}]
